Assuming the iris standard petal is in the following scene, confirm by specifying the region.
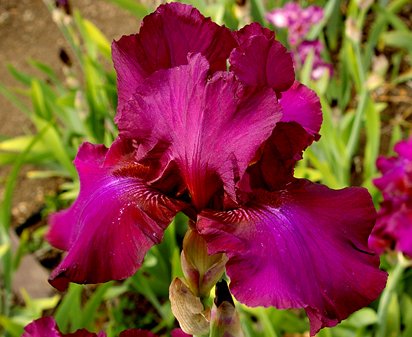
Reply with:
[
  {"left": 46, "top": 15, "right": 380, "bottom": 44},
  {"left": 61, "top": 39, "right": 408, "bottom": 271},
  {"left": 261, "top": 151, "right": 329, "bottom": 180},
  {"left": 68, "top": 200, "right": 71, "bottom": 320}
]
[
  {"left": 279, "top": 81, "right": 322, "bottom": 138},
  {"left": 198, "top": 179, "right": 387, "bottom": 336},
  {"left": 246, "top": 122, "right": 315, "bottom": 190},
  {"left": 117, "top": 54, "right": 281, "bottom": 209},
  {"left": 47, "top": 141, "right": 186, "bottom": 291},
  {"left": 230, "top": 32, "right": 294, "bottom": 93},
  {"left": 112, "top": 2, "right": 236, "bottom": 110},
  {"left": 233, "top": 22, "right": 275, "bottom": 45}
]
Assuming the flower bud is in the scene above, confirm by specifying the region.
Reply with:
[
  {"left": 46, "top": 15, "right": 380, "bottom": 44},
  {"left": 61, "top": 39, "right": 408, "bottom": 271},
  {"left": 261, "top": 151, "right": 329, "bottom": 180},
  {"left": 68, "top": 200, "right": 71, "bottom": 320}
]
[
  {"left": 169, "top": 278, "right": 210, "bottom": 336},
  {"left": 181, "top": 229, "right": 228, "bottom": 297},
  {"left": 210, "top": 280, "right": 244, "bottom": 337}
]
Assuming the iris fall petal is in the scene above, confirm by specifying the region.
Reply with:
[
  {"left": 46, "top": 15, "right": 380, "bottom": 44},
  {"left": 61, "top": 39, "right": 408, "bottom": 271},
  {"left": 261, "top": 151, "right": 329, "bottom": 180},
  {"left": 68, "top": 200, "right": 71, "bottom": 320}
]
[
  {"left": 198, "top": 179, "right": 387, "bottom": 335},
  {"left": 48, "top": 141, "right": 186, "bottom": 291}
]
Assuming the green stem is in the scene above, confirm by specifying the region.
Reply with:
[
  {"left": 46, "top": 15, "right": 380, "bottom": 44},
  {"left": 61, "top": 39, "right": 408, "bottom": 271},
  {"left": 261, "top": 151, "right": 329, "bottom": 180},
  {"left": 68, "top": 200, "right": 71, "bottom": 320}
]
[
  {"left": 346, "top": 40, "right": 369, "bottom": 159},
  {"left": 256, "top": 308, "right": 279, "bottom": 337},
  {"left": 376, "top": 253, "right": 411, "bottom": 337}
]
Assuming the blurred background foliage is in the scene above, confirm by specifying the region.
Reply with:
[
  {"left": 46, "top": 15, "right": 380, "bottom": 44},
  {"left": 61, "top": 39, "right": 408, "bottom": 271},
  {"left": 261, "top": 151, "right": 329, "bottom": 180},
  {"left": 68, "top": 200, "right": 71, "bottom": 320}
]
[{"left": 0, "top": 0, "right": 411, "bottom": 336}]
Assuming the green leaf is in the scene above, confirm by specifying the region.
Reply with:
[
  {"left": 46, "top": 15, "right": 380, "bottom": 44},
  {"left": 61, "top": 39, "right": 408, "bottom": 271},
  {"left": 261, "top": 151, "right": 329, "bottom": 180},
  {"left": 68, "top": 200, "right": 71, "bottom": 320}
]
[
  {"left": 381, "top": 31, "right": 412, "bottom": 53},
  {"left": 20, "top": 289, "right": 60, "bottom": 317},
  {"left": 81, "top": 282, "right": 113, "bottom": 329},
  {"left": 54, "top": 283, "right": 83, "bottom": 332},
  {"left": 104, "top": 0, "right": 149, "bottom": 17},
  {"left": 31, "top": 80, "right": 51, "bottom": 120},
  {"left": 0, "top": 135, "right": 49, "bottom": 154},
  {"left": 249, "top": 0, "right": 266, "bottom": 25},
  {"left": 7, "top": 65, "right": 33, "bottom": 86},
  {"left": 0, "top": 83, "right": 32, "bottom": 116},
  {"left": 0, "top": 243, "right": 10, "bottom": 259},
  {"left": 33, "top": 116, "right": 76, "bottom": 178},
  {"left": 346, "top": 308, "right": 378, "bottom": 328},
  {"left": 83, "top": 20, "right": 111, "bottom": 59},
  {"left": 29, "top": 60, "right": 61, "bottom": 86},
  {"left": 363, "top": 101, "right": 384, "bottom": 183},
  {"left": 0, "top": 315, "right": 24, "bottom": 337}
]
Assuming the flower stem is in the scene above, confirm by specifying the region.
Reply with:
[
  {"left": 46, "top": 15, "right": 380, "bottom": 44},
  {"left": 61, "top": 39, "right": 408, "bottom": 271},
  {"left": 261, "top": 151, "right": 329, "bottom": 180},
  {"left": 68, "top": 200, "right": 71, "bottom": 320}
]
[{"left": 376, "top": 253, "right": 411, "bottom": 337}]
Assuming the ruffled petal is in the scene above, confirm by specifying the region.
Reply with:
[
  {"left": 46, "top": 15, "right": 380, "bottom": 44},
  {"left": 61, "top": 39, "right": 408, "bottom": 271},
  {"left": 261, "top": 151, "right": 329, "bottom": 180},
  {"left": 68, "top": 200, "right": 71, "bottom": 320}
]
[
  {"left": 117, "top": 54, "right": 281, "bottom": 209},
  {"left": 279, "top": 81, "right": 322, "bottom": 138},
  {"left": 240, "top": 82, "right": 322, "bottom": 191},
  {"left": 246, "top": 122, "right": 315, "bottom": 190},
  {"left": 233, "top": 22, "right": 275, "bottom": 45},
  {"left": 22, "top": 317, "right": 105, "bottom": 337},
  {"left": 112, "top": 2, "right": 236, "bottom": 110},
  {"left": 47, "top": 141, "right": 186, "bottom": 291},
  {"left": 198, "top": 179, "right": 387, "bottom": 336},
  {"left": 230, "top": 33, "right": 294, "bottom": 93}
]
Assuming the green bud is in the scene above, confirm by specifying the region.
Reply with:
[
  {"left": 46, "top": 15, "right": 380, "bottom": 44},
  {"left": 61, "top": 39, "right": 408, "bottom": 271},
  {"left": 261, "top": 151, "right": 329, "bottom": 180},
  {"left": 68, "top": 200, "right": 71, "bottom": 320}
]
[{"left": 181, "top": 229, "right": 228, "bottom": 297}]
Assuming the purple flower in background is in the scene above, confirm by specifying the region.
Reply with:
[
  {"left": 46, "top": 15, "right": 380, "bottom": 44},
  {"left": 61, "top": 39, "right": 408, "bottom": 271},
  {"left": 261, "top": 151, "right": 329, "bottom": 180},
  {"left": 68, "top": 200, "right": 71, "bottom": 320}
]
[
  {"left": 266, "top": 2, "right": 323, "bottom": 46},
  {"left": 47, "top": 3, "right": 386, "bottom": 335},
  {"left": 22, "top": 317, "right": 157, "bottom": 337},
  {"left": 296, "top": 41, "right": 333, "bottom": 80},
  {"left": 266, "top": 2, "right": 332, "bottom": 80},
  {"left": 369, "top": 137, "right": 412, "bottom": 257}
]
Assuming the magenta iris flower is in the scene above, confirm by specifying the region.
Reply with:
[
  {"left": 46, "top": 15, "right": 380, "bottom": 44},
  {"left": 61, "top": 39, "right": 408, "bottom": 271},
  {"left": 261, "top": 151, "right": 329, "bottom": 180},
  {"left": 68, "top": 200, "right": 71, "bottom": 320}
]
[
  {"left": 47, "top": 3, "right": 386, "bottom": 335},
  {"left": 22, "top": 317, "right": 184, "bottom": 337},
  {"left": 369, "top": 137, "right": 412, "bottom": 257}
]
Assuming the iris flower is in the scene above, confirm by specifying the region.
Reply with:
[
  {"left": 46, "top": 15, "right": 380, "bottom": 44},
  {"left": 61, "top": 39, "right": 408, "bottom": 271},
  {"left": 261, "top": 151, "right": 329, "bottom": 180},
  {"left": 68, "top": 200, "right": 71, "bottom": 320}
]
[
  {"left": 369, "top": 137, "right": 412, "bottom": 257},
  {"left": 47, "top": 3, "right": 386, "bottom": 335},
  {"left": 22, "top": 317, "right": 188, "bottom": 337}
]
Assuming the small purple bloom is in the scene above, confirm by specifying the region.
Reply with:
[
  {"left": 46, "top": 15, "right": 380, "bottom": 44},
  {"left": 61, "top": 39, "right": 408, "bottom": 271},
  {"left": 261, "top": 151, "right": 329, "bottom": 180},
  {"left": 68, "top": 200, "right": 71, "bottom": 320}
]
[
  {"left": 369, "top": 137, "right": 412, "bottom": 257},
  {"left": 266, "top": 3, "right": 332, "bottom": 80},
  {"left": 296, "top": 41, "right": 333, "bottom": 80},
  {"left": 266, "top": 2, "right": 323, "bottom": 46},
  {"left": 47, "top": 3, "right": 386, "bottom": 335}
]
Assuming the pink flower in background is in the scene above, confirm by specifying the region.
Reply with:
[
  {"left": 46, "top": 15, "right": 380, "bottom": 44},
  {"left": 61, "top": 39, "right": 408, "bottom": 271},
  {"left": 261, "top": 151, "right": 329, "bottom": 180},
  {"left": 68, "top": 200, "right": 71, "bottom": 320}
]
[
  {"left": 266, "top": 2, "right": 323, "bottom": 46},
  {"left": 47, "top": 3, "right": 386, "bottom": 335},
  {"left": 369, "top": 137, "right": 412, "bottom": 257},
  {"left": 296, "top": 41, "right": 333, "bottom": 80},
  {"left": 266, "top": 2, "right": 332, "bottom": 80}
]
